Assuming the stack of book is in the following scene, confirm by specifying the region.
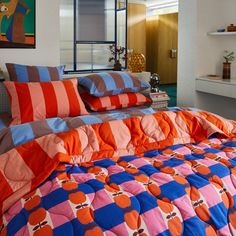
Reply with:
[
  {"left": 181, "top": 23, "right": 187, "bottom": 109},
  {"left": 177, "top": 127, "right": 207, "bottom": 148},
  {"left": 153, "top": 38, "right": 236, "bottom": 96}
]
[{"left": 150, "top": 91, "right": 170, "bottom": 109}]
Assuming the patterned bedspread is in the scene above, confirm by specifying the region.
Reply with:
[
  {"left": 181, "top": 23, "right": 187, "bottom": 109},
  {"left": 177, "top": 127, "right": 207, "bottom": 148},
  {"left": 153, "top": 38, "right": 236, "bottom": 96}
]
[
  {"left": 1, "top": 109, "right": 236, "bottom": 236},
  {"left": 0, "top": 107, "right": 183, "bottom": 155}
]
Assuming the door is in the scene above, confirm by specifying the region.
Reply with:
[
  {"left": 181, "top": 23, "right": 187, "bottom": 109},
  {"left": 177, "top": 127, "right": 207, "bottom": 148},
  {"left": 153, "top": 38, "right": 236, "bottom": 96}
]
[{"left": 157, "top": 13, "right": 178, "bottom": 85}]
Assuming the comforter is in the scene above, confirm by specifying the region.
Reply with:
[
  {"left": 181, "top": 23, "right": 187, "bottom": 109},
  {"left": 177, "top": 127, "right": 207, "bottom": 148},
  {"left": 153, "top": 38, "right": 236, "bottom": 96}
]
[{"left": 1, "top": 109, "right": 236, "bottom": 236}]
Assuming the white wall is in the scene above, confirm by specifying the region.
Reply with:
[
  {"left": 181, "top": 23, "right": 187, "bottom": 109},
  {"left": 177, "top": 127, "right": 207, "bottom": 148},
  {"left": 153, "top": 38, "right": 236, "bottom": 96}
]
[
  {"left": 197, "top": 0, "right": 236, "bottom": 78},
  {"left": 0, "top": 0, "right": 60, "bottom": 79},
  {"left": 178, "top": 0, "right": 236, "bottom": 109},
  {"left": 177, "top": 0, "right": 197, "bottom": 107}
]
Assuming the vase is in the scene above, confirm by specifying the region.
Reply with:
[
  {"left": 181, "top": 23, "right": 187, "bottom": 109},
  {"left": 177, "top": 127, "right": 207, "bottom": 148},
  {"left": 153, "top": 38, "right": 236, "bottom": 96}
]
[
  {"left": 127, "top": 52, "right": 145, "bottom": 73},
  {"left": 114, "top": 60, "right": 122, "bottom": 71},
  {"left": 223, "top": 62, "right": 231, "bottom": 79}
]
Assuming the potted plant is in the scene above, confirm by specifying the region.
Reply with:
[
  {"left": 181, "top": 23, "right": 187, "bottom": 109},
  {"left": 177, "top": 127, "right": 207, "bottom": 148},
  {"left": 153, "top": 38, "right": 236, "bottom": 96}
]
[
  {"left": 223, "top": 50, "right": 235, "bottom": 79},
  {"left": 109, "top": 44, "right": 126, "bottom": 71}
]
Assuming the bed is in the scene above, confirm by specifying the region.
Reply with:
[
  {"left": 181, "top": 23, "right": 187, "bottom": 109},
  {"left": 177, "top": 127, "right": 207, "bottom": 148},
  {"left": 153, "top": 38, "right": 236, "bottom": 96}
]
[
  {"left": 1, "top": 106, "right": 236, "bottom": 236},
  {"left": 1, "top": 68, "right": 236, "bottom": 236}
]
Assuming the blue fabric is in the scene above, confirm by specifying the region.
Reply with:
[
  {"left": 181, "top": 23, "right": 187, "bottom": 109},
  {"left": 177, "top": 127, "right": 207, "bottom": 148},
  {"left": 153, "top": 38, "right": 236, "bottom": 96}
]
[
  {"left": 14, "top": 64, "right": 29, "bottom": 82},
  {"left": 78, "top": 115, "right": 103, "bottom": 124},
  {"left": 11, "top": 123, "right": 34, "bottom": 146},
  {"left": 100, "top": 73, "right": 117, "bottom": 92},
  {"left": 46, "top": 118, "right": 69, "bottom": 133},
  {"left": 79, "top": 72, "right": 150, "bottom": 97},
  {"left": 38, "top": 67, "right": 51, "bottom": 82}
]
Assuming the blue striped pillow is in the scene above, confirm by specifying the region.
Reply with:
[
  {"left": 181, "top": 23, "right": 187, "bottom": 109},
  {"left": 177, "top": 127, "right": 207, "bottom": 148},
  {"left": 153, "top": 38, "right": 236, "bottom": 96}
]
[
  {"left": 78, "top": 72, "right": 150, "bottom": 97},
  {"left": 6, "top": 63, "right": 64, "bottom": 82}
]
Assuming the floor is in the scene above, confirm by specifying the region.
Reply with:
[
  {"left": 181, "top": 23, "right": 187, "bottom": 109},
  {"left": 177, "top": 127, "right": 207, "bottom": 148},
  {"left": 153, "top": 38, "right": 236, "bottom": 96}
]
[{"left": 159, "top": 84, "right": 177, "bottom": 107}]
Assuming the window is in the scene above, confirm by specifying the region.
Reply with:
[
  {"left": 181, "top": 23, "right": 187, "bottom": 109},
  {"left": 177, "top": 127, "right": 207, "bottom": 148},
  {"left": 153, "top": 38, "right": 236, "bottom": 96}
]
[{"left": 60, "top": 0, "right": 127, "bottom": 73}]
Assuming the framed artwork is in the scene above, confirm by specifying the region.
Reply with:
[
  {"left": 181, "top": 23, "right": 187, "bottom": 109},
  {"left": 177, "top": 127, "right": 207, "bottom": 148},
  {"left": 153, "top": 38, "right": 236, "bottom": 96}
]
[{"left": 0, "top": 0, "right": 35, "bottom": 48}]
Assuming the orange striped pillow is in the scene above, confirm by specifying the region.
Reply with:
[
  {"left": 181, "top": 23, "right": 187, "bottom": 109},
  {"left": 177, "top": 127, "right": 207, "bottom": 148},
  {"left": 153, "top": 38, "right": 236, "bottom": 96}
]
[
  {"left": 4, "top": 79, "right": 89, "bottom": 125},
  {"left": 81, "top": 92, "right": 152, "bottom": 112}
]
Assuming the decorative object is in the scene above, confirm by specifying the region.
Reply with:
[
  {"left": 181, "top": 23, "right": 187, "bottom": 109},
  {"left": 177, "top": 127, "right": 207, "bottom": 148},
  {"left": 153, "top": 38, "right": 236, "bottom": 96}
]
[
  {"left": 0, "top": 0, "right": 35, "bottom": 48},
  {"left": 217, "top": 29, "right": 226, "bottom": 33},
  {"left": 223, "top": 50, "right": 235, "bottom": 79},
  {"left": 127, "top": 52, "right": 145, "bottom": 73},
  {"left": 109, "top": 44, "right": 126, "bottom": 71},
  {"left": 114, "top": 60, "right": 122, "bottom": 71},
  {"left": 227, "top": 24, "right": 236, "bottom": 32},
  {"left": 149, "top": 73, "right": 161, "bottom": 92},
  {"left": 207, "top": 75, "right": 221, "bottom": 80}
]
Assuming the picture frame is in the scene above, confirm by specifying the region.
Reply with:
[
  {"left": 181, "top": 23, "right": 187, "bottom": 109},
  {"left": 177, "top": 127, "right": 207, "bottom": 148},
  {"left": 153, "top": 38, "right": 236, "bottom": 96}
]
[{"left": 0, "top": 0, "right": 35, "bottom": 48}]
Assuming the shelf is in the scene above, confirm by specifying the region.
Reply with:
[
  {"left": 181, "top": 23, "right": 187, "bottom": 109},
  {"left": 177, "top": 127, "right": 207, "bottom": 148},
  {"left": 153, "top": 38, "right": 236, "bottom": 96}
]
[
  {"left": 207, "top": 31, "right": 236, "bottom": 36},
  {"left": 196, "top": 77, "right": 236, "bottom": 99}
]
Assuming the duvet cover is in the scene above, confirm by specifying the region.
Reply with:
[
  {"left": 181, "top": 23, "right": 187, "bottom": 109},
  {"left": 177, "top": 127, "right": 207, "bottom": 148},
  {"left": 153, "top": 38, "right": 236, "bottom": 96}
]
[{"left": 1, "top": 108, "right": 236, "bottom": 236}]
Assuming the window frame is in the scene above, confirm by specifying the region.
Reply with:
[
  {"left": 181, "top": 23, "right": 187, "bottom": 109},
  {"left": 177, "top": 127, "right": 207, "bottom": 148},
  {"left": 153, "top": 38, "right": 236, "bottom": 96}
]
[{"left": 62, "top": 0, "right": 128, "bottom": 74}]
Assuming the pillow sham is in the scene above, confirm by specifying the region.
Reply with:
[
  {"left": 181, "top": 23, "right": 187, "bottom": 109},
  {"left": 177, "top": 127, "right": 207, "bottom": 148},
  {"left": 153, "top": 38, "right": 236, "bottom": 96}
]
[
  {"left": 4, "top": 79, "right": 89, "bottom": 125},
  {"left": 81, "top": 91, "right": 152, "bottom": 112},
  {"left": 6, "top": 63, "right": 64, "bottom": 82},
  {"left": 78, "top": 71, "right": 150, "bottom": 97},
  {"left": 0, "top": 113, "right": 10, "bottom": 131}
]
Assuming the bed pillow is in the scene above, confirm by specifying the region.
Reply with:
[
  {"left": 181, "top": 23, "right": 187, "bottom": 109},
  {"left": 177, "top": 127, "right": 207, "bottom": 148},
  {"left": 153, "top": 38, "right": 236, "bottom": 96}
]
[
  {"left": 4, "top": 79, "right": 89, "bottom": 125},
  {"left": 6, "top": 63, "right": 64, "bottom": 82},
  {"left": 78, "top": 71, "right": 150, "bottom": 97},
  {"left": 81, "top": 91, "right": 152, "bottom": 112}
]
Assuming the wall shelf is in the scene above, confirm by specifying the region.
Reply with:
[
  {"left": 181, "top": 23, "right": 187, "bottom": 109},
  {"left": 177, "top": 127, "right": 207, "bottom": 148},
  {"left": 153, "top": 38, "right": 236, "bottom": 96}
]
[
  {"left": 207, "top": 31, "right": 236, "bottom": 36},
  {"left": 196, "top": 77, "right": 236, "bottom": 99}
]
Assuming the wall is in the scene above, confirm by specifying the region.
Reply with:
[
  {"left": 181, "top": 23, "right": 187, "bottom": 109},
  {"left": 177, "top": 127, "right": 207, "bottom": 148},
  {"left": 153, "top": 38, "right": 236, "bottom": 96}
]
[
  {"left": 178, "top": 0, "right": 236, "bottom": 110},
  {"left": 177, "top": 0, "right": 197, "bottom": 107},
  {"left": 0, "top": 0, "right": 60, "bottom": 79}
]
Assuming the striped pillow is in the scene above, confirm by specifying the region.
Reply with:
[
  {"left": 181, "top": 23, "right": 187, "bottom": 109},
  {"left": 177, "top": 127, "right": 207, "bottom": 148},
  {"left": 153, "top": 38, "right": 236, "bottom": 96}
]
[
  {"left": 6, "top": 63, "right": 64, "bottom": 82},
  {"left": 78, "top": 71, "right": 150, "bottom": 97},
  {"left": 81, "top": 92, "right": 152, "bottom": 112},
  {"left": 4, "top": 79, "right": 89, "bottom": 125}
]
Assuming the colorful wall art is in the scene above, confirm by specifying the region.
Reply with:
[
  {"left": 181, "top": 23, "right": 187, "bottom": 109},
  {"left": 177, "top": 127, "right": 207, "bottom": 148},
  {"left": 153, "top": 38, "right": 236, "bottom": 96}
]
[{"left": 0, "top": 0, "right": 35, "bottom": 48}]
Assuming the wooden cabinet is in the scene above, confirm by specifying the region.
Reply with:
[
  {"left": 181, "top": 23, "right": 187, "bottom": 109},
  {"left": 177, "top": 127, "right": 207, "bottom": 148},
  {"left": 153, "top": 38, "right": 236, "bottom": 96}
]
[
  {"left": 128, "top": 3, "right": 146, "bottom": 58},
  {"left": 146, "top": 13, "right": 178, "bottom": 85}
]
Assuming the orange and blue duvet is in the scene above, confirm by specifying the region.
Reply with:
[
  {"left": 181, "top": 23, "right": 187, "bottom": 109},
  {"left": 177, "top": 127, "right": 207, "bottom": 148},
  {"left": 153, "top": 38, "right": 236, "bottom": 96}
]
[{"left": 1, "top": 109, "right": 236, "bottom": 235}]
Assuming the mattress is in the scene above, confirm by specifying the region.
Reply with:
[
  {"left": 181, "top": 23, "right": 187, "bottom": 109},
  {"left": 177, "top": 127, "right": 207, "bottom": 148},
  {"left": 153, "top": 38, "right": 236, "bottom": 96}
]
[{"left": 1, "top": 108, "right": 236, "bottom": 236}]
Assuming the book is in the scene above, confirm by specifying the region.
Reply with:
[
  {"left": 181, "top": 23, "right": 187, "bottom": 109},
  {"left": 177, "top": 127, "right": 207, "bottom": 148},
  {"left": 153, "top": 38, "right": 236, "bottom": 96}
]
[
  {"left": 150, "top": 92, "right": 170, "bottom": 102},
  {"left": 152, "top": 101, "right": 168, "bottom": 109}
]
